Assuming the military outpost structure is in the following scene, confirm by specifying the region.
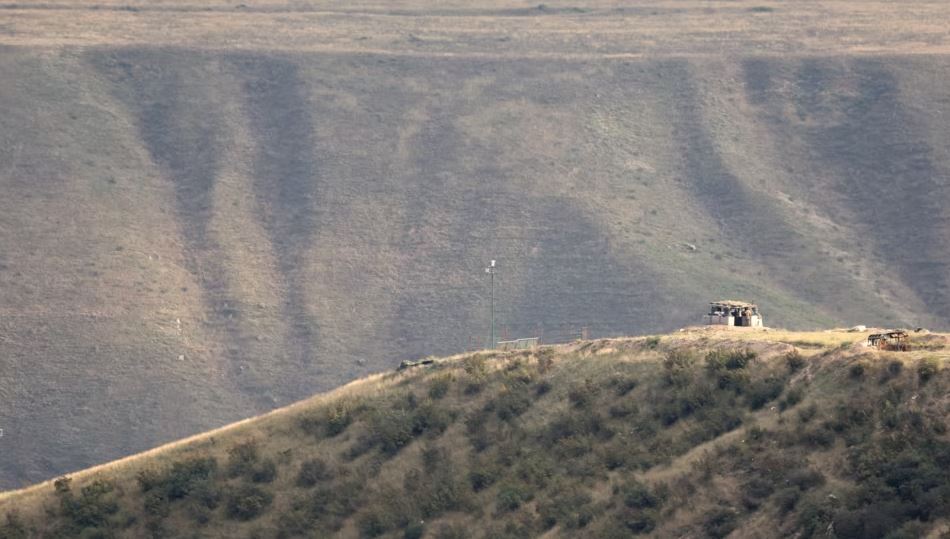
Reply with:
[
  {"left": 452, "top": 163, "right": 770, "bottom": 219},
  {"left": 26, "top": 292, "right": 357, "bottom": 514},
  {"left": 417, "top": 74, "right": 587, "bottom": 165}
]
[
  {"left": 867, "top": 330, "right": 910, "bottom": 351},
  {"left": 704, "top": 300, "right": 764, "bottom": 327}
]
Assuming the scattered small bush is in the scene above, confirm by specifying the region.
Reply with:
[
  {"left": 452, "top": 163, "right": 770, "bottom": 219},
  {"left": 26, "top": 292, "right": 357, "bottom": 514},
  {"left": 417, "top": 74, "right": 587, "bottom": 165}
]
[
  {"left": 468, "top": 467, "right": 497, "bottom": 492},
  {"left": 495, "top": 483, "right": 531, "bottom": 512},
  {"left": 433, "top": 522, "right": 470, "bottom": 539},
  {"left": 779, "top": 387, "right": 804, "bottom": 410},
  {"left": 567, "top": 379, "right": 596, "bottom": 408},
  {"left": 773, "top": 487, "right": 801, "bottom": 514},
  {"left": 537, "top": 489, "right": 594, "bottom": 530},
  {"left": 663, "top": 350, "right": 695, "bottom": 387},
  {"left": 357, "top": 511, "right": 389, "bottom": 538},
  {"left": 702, "top": 506, "right": 738, "bottom": 539},
  {"left": 706, "top": 348, "right": 756, "bottom": 371},
  {"left": 611, "top": 374, "right": 638, "bottom": 396},
  {"left": 297, "top": 458, "right": 332, "bottom": 488},
  {"left": 326, "top": 402, "right": 355, "bottom": 436},
  {"left": 881, "top": 360, "right": 904, "bottom": 382},
  {"left": 227, "top": 440, "right": 261, "bottom": 478},
  {"left": 428, "top": 375, "right": 452, "bottom": 400},
  {"left": 56, "top": 479, "right": 120, "bottom": 529},
  {"left": 403, "top": 521, "right": 425, "bottom": 539},
  {"left": 250, "top": 458, "right": 277, "bottom": 483},
  {"left": 1, "top": 512, "right": 27, "bottom": 539},
  {"left": 786, "top": 350, "right": 806, "bottom": 372},
  {"left": 746, "top": 376, "right": 785, "bottom": 410},
  {"left": 849, "top": 362, "right": 865, "bottom": 379},
  {"left": 494, "top": 390, "right": 532, "bottom": 421},
  {"left": 608, "top": 400, "right": 638, "bottom": 418},
  {"left": 916, "top": 358, "right": 939, "bottom": 383},
  {"left": 797, "top": 403, "right": 818, "bottom": 423},
  {"left": 619, "top": 480, "right": 659, "bottom": 509},
  {"left": 225, "top": 485, "right": 273, "bottom": 521},
  {"left": 786, "top": 468, "right": 824, "bottom": 491}
]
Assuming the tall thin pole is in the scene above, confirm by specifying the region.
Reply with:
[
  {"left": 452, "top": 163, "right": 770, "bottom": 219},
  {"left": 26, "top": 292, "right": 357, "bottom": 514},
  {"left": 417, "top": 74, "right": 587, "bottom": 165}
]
[{"left": 486, "top": 260, "right": 496, "bottom": 349}]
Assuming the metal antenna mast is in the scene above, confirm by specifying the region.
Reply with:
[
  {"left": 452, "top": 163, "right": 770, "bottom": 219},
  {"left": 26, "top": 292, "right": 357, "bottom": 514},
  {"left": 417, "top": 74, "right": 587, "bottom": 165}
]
[{"left": 485, "top": 260, "right": 497, "bottom": 349}]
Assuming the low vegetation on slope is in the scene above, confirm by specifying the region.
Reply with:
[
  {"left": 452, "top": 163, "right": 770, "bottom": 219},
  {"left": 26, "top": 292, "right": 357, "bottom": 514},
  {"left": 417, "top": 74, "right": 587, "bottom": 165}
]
[{"left": 1, "top": 330, "right": 948, "bottom": 538}]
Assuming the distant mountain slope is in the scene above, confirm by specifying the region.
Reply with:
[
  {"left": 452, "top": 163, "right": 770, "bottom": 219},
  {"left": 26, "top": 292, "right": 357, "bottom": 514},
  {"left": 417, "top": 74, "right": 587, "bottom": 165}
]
[
  {"left": 2, "top": 329, "right": 948, "bottom": 539},
  {"left": 3, "top": 1, "right": 950, "bottom": 489}
]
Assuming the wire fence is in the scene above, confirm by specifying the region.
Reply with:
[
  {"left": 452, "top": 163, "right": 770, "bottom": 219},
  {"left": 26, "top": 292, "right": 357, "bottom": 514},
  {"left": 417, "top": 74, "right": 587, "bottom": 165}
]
[{"left": 464, "top": 325, "right": 601, "bottom": 351}]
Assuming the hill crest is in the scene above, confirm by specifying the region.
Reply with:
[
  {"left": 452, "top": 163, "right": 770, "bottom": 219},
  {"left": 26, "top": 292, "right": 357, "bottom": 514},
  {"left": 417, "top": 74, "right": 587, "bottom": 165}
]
[{"left": 2, "top": 328, "right": 949, "bottom": 538}]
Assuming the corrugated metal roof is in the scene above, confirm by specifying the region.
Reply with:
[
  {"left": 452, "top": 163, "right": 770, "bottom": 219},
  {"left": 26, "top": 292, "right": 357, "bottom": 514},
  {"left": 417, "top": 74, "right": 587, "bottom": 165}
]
[{"left": 710, "top": 300, "right": 757, "bottom": 308}]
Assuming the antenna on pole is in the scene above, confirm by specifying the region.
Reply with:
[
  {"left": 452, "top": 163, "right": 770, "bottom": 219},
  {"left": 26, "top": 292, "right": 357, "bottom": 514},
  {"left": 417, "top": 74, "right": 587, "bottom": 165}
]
[{"left": 485, "top": 260, "right": 497, "bottom": 349}]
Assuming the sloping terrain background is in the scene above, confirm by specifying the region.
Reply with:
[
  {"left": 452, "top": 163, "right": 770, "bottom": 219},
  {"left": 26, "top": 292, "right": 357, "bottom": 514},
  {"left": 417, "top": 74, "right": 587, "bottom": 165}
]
[{"left": 2, "top": 0, "right": 950, "bottom": 488}]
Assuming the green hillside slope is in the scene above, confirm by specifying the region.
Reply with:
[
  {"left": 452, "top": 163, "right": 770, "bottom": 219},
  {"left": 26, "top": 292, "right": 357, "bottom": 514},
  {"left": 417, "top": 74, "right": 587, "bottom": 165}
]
[
  {"left": 3, "top": 0, "right": 950, "bottom": 488},
  {"left": 1, "top": 329, "right": 948, "bottom": 538}
]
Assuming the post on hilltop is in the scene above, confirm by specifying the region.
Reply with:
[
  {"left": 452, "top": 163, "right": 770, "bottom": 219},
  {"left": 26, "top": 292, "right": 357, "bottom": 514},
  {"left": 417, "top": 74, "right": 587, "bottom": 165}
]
[{"left": 485, "top": 260, "right": 497, "bottom": 349}]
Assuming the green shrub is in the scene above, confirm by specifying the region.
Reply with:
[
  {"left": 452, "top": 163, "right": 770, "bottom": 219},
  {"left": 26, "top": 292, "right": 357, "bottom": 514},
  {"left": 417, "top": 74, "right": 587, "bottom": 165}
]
[
  {"left": 706, "top": 348, "right": 756, "bottom": 371},
  {"left": 57, "top": 479, "right": 120, "bottom": 529},
  {"left": 798, "top": 425, "right": 835, "bottom": 448},
  {"left": 745, "top": 376, "right": 785, "bottom": 410},
  {"left": 309, "top": 481, "right": 363, "bottom": 523},
  {"left": 462, "top": 356, "right": 488, "bottom": 379},
  {"left": 225, "top": 485, "right": 273, "bottom": 521},
  {"left": 411, "top": 402, "right": 453, "bottom": 436},
  {"left": 916, "top": 358, "right": 939, "bottom": 383},
  {"left": 358, "top": 511, "right": 389, "bottom": 538},
  {"left": 567, "top": 379, "right": 596, "bottom": 408},
  {"left": 326, "top": 402, "right": 354, "bottom": 436},
  {"left": 608, "top": 400, "right": 638, "bottom": 418},
  {"left": 795, "top": 492, "right": 835, "bottom": 538},
  {"left": 797, "top": 403, "right": 818, "bottom": 423},
  {"left": 617, "top": 510, "right": 656, "bottom": 534},
  {"left": 611, "top": 374, "right": 638, "bottom": 396},
  {"left": 619, "top": 480, "right": 659, "bottom": 509},
  {"left": 786, "top": 350, "right": 806, "bottom": 372},
  {"left": 1, "top": 512, "right": 28, "bottom": 539},
  {"left": 468, "top": 467, "right": 497, "bottom": 492},
  {"left": 162, "top": 457, "right": 217, "bottom": 500},
  {"left": 537, "top": 489, "right": 594, "bottom": 530},
  {"left": 849, "top": 363, "right": 866, "bottom": 379},
  {"left": 227, "top": 440, "right": 261, "bottom": 478},
  {"left": 143, "top": 490, "right": 170, "bottom": 518},
  {"left": 428, "top": 375, "right": 452, "bottom": 400},
  {"left": 371, "top": 409, "right": 415, "bottom": 455},
  {"left": 297, "top": 458, "right": 331, "bottom": 487},
  {"left": 741, "top": 477, "right": 774, "bottom": 509},
  {"left": 701, "top": 506, "right": 738, "bottom": 539},
  {"left": 663, "top": 350, "right": 696, "bottom": 387},
  {"left": 433, "top": 522, "right": 470, "bottom": 539},
  {"left": 250, "top": 458, "right": 277, "bottom": 483},
  {"left": 403, "top": 521, "right": 425, "bottom": 539},
  {"left": 881, "top": 360, "right": 904, "bottom": 382},
  {"left": 494, "top": 390, "right": 532, "bottom": 421},
  {"left": 495, "top": 483, "right": 531, "bottom": 512},
  {"left": 773, "top": 487, "right": 801, "bottom": 514},
  {"left": 779, "top": 387, "right": 804, "bottom": 410},
  {"left": 787, "top": 468, "right": 824, "bottom": 491}
]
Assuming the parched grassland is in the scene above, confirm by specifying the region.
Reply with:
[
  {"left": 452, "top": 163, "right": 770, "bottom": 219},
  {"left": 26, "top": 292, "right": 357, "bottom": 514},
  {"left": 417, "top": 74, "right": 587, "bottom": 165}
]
[{"left": 2, "top": 330, "right": 948, "bottom": 538}]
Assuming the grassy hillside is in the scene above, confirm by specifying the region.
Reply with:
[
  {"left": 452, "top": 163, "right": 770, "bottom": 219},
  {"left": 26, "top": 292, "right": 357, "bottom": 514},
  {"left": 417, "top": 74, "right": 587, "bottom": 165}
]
[
  {"left": 4, "top": 0, "right": 950, "bottom": 488},
  {"left": 1, "top": 329, "right": 949, "bottom": 538}
]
